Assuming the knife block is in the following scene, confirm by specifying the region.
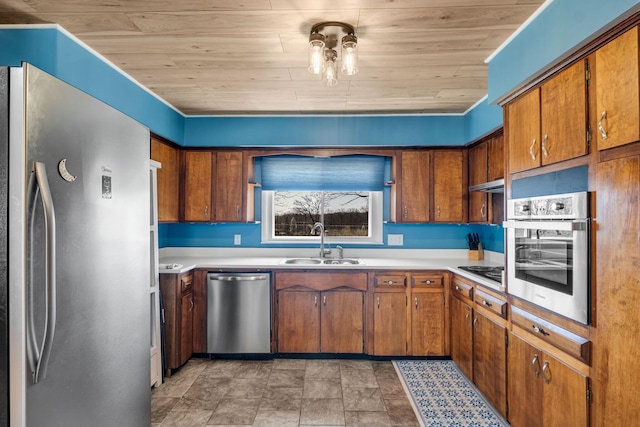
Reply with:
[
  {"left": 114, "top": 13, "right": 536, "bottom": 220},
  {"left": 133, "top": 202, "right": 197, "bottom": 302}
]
[{"left": 468, "top": 243, "right": 484, "bottom": 260}]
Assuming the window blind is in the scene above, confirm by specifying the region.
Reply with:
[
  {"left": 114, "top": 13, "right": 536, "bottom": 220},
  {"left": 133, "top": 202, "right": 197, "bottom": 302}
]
[{"left": 259, "top": 154, "right": 387, "bottom": 191}]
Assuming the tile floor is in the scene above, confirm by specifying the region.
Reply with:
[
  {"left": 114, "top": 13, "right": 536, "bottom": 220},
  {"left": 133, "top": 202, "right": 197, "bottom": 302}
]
[{"left": 151, "top": 358, "right": 420, "bottom": 427}]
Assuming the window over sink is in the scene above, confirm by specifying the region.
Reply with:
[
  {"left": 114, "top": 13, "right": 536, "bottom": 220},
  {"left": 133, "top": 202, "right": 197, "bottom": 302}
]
[{"left": 257, "top": 154, "right": 387, "bottom": 245}]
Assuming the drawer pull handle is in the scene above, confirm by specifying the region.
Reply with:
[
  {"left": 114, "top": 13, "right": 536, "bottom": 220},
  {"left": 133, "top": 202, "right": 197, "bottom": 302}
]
[
  {"left": 415, "top": 297, "right": 418, "bottom": 309},
  {"left": 542, "top": 134, "right": 549, "bottom": 157},
  {"left": 421, "top": 280, "right": 433, "bottom": 284},
  {"left": 455, "top": 285, "right": 461, "bottom": 291},
  {"left": 323, "top": 295, "right": 327, "bottom": 306},
  {"left": 377, "top": 297, "right": 380, "bottom": 309},
  {"left": 481, "top": 299, "right": 492, "bottom": 307},
  {"left": 480, "top": 203, "right": 485, "bottom": 218},
  {"left": 314, "top": 296, "right": 318, "bottom": 307},
  {"left": 532, "top": 324, "right": 550, "bottom": 336}
]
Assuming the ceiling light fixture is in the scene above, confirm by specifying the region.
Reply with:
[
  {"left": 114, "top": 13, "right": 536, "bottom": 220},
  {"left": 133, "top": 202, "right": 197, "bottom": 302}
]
[{"left": 308, "top": 21, "right": 358, "bottom": 86}]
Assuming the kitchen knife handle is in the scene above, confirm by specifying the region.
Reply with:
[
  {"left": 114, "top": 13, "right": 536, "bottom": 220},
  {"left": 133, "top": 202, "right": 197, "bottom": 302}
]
[{"left": 28, "top": 162, "right": 57, "bottom": 384}]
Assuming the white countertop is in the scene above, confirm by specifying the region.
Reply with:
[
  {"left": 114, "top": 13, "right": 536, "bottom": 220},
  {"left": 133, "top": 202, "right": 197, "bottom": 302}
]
[{"left": 158, "top": 247, "right": 505, "bottom": 292}]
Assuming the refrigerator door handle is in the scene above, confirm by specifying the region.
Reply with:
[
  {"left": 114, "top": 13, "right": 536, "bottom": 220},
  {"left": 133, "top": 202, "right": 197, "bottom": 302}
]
[{"left": 27, "top": 162, "right": 58, "bottom": 383}]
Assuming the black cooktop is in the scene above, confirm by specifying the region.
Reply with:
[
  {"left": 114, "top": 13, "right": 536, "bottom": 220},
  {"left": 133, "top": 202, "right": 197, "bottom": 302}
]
[{"left": 457, "top": 265, "right": 504, "bottom": 284}]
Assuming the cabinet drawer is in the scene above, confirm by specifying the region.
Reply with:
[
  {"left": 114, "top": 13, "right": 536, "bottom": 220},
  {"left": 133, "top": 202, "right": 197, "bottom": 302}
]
[
  {"left": 511, "top": 306, "right": 590, "bottom": 365},
  {"left": 180, "top": 273, "right": 194, "bottom": 293},
  {"left": 411, "top": 274, "right": 444, "bottom": 288},
  {"left": 451, "top": 276, "right": 473, "bottom": 302},
  {"left": 474, "top": 288, "right": 507, "bottom": 319},
  {"left": 373, "top": 274, "right": 406, "bottom": 288}
]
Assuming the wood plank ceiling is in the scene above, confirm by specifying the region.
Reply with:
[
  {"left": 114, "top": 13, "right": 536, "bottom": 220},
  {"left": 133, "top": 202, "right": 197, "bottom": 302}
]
[{"left": 1, "top": 0, "right": 544, "bottom": 115}]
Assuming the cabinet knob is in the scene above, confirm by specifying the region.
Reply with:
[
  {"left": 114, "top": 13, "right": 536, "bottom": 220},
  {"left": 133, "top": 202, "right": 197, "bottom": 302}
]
[
  {"left": 481, "top": 299, "right": 492, "bottom": 307},
  {"left": 415, "top": 297, "right": 418, "bottom": 309},
  {"left": 550, "top": 202, "right": 564, "bottom": 211},
  {"left": 377, "top": 297, "right": 380, "bottom": 309}
]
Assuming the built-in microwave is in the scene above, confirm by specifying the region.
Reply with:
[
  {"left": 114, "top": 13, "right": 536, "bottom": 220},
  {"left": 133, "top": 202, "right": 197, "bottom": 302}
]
[{"left": 503, "top": 192, "right": 590, "bottom": 324}]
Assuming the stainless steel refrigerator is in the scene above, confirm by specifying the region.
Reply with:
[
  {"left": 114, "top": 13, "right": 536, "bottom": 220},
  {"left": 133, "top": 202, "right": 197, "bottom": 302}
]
[{"left": 0, "top": 63, "right": 151, "bottom": 426}]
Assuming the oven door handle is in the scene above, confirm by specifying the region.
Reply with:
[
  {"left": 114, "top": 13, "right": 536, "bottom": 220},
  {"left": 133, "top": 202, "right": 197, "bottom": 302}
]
[{"left": 503, "top": 219, "right": 587, "bottom": 231}]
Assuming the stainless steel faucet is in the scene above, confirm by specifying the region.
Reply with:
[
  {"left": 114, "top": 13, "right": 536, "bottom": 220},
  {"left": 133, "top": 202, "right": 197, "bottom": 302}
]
[{"left": 311, "top": 222, "right": 331, "bottom": 258}]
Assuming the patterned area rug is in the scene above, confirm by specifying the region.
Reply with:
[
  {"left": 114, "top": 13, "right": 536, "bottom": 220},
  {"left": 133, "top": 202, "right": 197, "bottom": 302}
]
[{"left": 393, "top": 360, "right": 509, "bottom": 427}]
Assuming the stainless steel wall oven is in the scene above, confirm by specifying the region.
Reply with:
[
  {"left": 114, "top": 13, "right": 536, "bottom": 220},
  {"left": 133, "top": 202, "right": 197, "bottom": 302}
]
[{"left": 504, "top": 192, "right": 590, "bottom": 324}]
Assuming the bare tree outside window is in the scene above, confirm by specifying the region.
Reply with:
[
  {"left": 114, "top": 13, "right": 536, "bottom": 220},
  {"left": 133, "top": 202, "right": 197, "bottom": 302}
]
[{"left": 274, "top": 191, "right": 370, "bottom": 237}]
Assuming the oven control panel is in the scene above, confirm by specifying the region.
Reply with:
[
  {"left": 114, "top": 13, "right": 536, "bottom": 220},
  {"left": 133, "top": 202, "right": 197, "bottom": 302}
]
[{"left": 508, "top": 192, "right": 589, "bottom": 220}]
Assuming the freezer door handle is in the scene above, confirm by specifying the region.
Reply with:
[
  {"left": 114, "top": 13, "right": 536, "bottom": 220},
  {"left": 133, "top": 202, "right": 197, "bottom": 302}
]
[{"left": 27, "top": 161, "right": 58, "bottom": 383}]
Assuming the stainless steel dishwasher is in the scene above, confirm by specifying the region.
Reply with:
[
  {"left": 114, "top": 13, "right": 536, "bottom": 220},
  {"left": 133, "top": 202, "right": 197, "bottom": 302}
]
[{"left": 207, "top": 272, "right": 271, "bottom": 354}]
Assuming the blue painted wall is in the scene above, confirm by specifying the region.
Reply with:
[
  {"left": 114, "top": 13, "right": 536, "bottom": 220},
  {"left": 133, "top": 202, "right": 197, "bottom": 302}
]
[
  {"left": 185, "top": 114, "right": 466, "bottom": 147},
  {"left": 488, "top": 0, "right": 640, "bottom": 103},
  {"left": 159, "top": 222, "right": 505, "bottom": 253},
  {"left": 0, "top": 28, "right": 185, "bottom": 143}
]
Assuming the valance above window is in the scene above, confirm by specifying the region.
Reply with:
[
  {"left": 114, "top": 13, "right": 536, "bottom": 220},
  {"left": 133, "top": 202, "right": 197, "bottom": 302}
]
[{"left": 259, "top": 154, "right": 387, "bottom": 191}]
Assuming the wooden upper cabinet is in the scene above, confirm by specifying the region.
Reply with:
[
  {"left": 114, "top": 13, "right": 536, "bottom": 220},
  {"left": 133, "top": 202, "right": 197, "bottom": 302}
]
[
  {"left": 433, "top": 150, "right": 466, "bottom": 223},
  {"left": 507, "top": 59, "right": 588, "bottom": 175},
  {"left": 150, "top": 137, "right": 179, "bottom": 222},
  {"left": 183, "top": 151, "right": 213, "bottom": 222},
  {"left": 507, "top": 88, "right": 541, "bottom": 174},
  {"left": 595, "top": 25, "right": 640, "bottom": 150},
  {"left": 214, "top": 151, "right": 244, "bottom": 222},
  {"left": 468, "top": 143, "right": 488, "bottom": 223},
  {"left": 399, "top": 151, "right": 430, "bottom": 222},
  {"left": 540, "top": 59, "right": 588, "bottom": 165},
  {"left": 487, "top": 132, "right": 504, "bottom": 181}
]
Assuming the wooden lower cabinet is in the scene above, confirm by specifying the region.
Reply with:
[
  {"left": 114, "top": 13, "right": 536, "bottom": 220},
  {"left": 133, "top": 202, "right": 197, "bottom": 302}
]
[
  {"left": 373, "top": 292, "right": 407, "bottom": 356},
  {"left": 473, "top": 311, "right": 507, "bottom": 418},
  {"left": 277, "top": 291, "right": 320, "bottom": 353},
  {"left": 321, "top": 291, "right": 364, "bottom": 353},
  {"left": 159, "top": 271, "right": 194, "bottom": 374},
  {"left": 411, "top": 274, "right": 447, "bottom": 356},
  {"left": 450, "top": 294, "right": 473, "bottom": 379},
  {"left": 508, "top": 332, "right": 589, "bottom": 427},
  {"left": 450, "top": 275, "right": 507, "bottom": 418},
  {"left": 277, "top": 290, "right": 364, "bottom": 353}
]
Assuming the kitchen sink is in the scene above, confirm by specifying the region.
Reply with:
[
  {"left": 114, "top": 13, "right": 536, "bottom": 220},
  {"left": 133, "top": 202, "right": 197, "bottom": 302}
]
[{"left": 282, "top": 257, "right": 363, "bottom": 265}]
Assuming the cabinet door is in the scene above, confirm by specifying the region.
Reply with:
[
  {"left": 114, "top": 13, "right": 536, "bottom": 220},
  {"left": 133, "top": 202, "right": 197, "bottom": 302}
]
[
  {"left": 214, "top": 151, "right": 244, "bottom": 222},
  {"left": 507, "top": 88, "right": 541, "bottom": 173},
  {"left": 179, "top": 291, "right": 194, "bottom": 366},
  {"left": 450, "top": 295, "right": 473, "bottom": 379},
  {"left": 321, "top": 291, "right": 363, "bottom": 354},
  {"left": 487, "top": 133, "right": 504, "bottom": 182},
  {"left": 540, "top": 60, "right": 588, "bottom": 165},
  {"left": 150, "top": 137, "right": 179, "bottom": 222},
  {"left": 596, "top": 26, "right": 640, "bottom": 150},
  {"left": 507, "top": 333, "right": 543, "bottom": 427},
  {"left": 277, "top": 291, "right": 320, "bottom": 353},
  {"left": 473, "top": 311, "right": 507, "bottom": 418},
  {"left": 373, "top": 292, "right": 407, "bottom": 355},
  {"left": 183, "top": 151, "right": 213, "bottom": 222},
  {"left": 541, "top": 355, "right": 589, "bottom": 427},
  {"left": 411, "top": 291, "right": 445, "bottom": 356},
  {"left": 468, "top": 143, "right": 488, "bottom": 223},
  {"left": 399, "top": 151, "right": 430, "bottom": 223},
  {"left": 433, "top": 150, "right": 465, "bottom": 223},
  {"left": 594, "top": 156, "right": 640, "bottom": 426}
]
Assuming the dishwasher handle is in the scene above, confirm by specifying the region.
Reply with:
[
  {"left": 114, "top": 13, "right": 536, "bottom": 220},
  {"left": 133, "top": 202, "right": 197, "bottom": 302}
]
[{"left": 208, "top": 274, "right": 268, "bottom": 282}]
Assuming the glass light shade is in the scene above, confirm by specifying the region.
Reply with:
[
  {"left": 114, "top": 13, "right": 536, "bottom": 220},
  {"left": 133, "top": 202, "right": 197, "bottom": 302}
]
[
  {"left": 308, "top": 34, "right": 326, "bottom": 74},
  {"left": 323, "top": 49, "right": 338, "bottom": 86},
  {"left": 341, "top": 34, "right": 358, "bottom": 75}
]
